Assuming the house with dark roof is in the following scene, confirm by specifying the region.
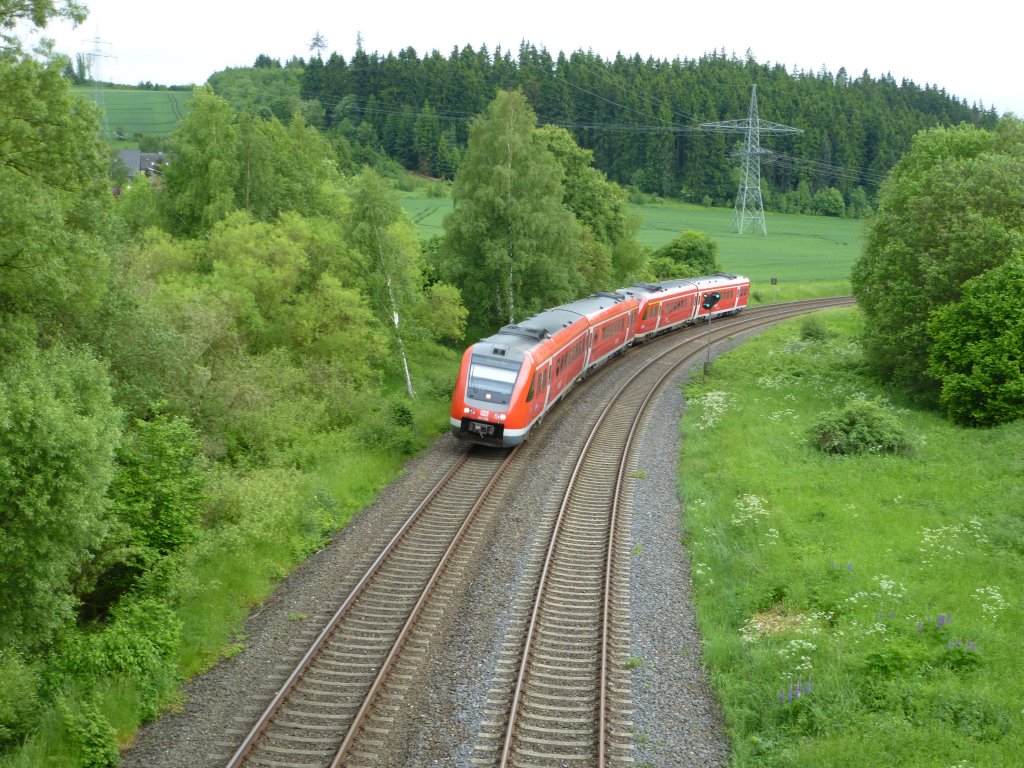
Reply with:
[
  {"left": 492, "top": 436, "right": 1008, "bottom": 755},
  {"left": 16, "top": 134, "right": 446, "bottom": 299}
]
[{"left": 118, "top": 150, "right": 167, "bottom": 179}]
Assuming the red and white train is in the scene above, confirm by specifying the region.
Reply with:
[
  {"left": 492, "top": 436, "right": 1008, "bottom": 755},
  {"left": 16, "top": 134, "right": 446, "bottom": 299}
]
[{"left": 450, "top": 272, "right": 751, "bottom": 447}]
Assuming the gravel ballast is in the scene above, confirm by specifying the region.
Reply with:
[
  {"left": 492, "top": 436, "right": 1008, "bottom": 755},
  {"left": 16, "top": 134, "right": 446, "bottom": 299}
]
[{"left": 120, "top": 342, "right": 740, "bottom": 767}]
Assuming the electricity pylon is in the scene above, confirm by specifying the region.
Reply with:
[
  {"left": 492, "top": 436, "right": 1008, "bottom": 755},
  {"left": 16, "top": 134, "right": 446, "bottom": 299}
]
[
  {"left": 84, "top": 33, "right": 115, "bottom": 139},
  {"left": 700, "top": 84, "right": 802, "bottom": 236}
]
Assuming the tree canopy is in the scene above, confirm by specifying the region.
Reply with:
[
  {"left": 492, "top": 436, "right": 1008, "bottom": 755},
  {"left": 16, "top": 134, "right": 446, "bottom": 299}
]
[
  {"left": 441, "top": 89, "right": 583, "bottom": 329},
  {"left": 851, "top": 117, "right": 1024, "bottom": 414},
  {"left": 927, "top": 255, "right": 1024, "bottom": 425}
]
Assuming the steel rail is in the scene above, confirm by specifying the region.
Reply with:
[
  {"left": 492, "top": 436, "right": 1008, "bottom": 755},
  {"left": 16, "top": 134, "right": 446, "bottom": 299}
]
[
  {"left": 328, "top": 446, "right": 519, "bottom": 766},
  {"left": 225, "top": 451, "right": 477, "bottom": 767},
  {"left": 498, "top": 295, "right": 853, "bottom": 767}
]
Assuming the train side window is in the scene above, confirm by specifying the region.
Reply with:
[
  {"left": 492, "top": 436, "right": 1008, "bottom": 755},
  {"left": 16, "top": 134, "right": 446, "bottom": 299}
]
[{"left": 526, "top": 373, "right": 535, "bottom": 403}]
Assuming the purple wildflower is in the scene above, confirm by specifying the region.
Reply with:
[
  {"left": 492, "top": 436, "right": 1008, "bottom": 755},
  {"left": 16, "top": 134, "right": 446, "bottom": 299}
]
[
  {"left": 846, "top": 561, "right": 853, "bottom": 571},
  {"left": 805, "top": 679, "right": 812, "bottom": 695},
  {"left": 967, "top": 641, "right": 977, "bottom": 652},
  {"left": 796, "top": 680, "right": 803, "bottom": 697},
  {"left": 917, "top": 620, "right": 922, "bottom": 634},
  {"left": 778, "top": 689, "right": 785, "bottom": 704}
]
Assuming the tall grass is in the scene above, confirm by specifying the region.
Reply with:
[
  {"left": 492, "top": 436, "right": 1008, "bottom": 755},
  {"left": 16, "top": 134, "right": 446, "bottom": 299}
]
[{"left": 680, "top": 309, "right": 1023, "bottom": 767}]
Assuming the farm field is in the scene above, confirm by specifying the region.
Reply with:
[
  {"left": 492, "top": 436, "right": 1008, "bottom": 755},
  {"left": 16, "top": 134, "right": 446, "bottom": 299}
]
[
  {"left": 401, "top": 192, "right": 864, "bottom": 290},
  {"left": 72, "top": 86, "right": 193, "bottom": 139},
  {"left": 680, "top": 309, "right": 1024, "bottom": 767}
]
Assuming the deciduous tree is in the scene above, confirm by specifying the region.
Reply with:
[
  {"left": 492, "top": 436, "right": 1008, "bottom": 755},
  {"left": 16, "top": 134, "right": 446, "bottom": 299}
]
[
  {"left": 0, "top": 344, "right": 120, "bottom": 651},
  {"left": 927, "top": 255, "right": 1024, "bottom": 425},
  {"left": 162, "top": 86, "right": 239, "bottom": 236},
  {"left": 851, "top": 118, "right": 1024, "bottom": 401},
  {"left": 348, "top": 168, "right": 423, "bottom": 397},
  {"left": 442, "top": 89, "right": 582, "bottom": 330}
]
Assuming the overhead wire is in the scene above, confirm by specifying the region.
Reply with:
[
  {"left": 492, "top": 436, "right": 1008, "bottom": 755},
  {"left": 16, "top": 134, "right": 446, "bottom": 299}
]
[{"left": 340, "top": 74, "right": 889, "bottom": 187}]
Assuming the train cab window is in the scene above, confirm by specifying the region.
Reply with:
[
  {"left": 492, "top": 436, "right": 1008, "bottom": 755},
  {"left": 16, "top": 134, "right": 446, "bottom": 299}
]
[{"left": 467, "top": 358, "right": 520, "bottom": 405}]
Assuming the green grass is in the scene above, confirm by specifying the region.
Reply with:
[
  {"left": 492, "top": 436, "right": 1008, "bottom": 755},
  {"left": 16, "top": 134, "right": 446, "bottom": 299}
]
[
  {"left": 73, "top": 86, "right": 193, "bottom": 139},
  {"left": 680, "top": 309, "right": 1024, "bottom": 767},
  {"left": 401, "top": 191, "right": 862, "bottom": 295}
]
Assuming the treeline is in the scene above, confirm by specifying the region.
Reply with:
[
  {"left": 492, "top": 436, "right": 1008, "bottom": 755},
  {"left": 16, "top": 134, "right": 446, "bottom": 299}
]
[
  {"left": 1, "top": 24, "right": 466, "bottom": 763},
  {"left": 209, "top": 43, "right": 997, "bottom": 215},
  {"left": 852, "top": 118, "right": 1024, "bottom": 426}
]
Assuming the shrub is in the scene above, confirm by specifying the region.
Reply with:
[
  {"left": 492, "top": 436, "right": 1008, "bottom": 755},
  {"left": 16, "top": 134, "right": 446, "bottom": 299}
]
[
  {"left": 0, "top": 653, "right": 40, "bottom": 748},
  {"left": 60, "top": 699, "right": 120, "bottom": 768},
  {"left": 799, "top": 315, "right": 832, "bottom": 342},
  {"left": 809, "top": 397, "right": 914, "bottom": 456},
  {"left": 352, "top": 397, "right": 417, "bottom": 455},
  {"left": 649, "top": 229, "right": 720, "bottom": 277},
  {"left": 927, "top": 255, "right": 1024, "bottom": 426}
]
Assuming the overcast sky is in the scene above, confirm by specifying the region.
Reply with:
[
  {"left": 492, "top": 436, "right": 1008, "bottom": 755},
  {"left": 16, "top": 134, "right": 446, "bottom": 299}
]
[{"left": 30, "top": 0, "right": 1022, "bottom": 117}]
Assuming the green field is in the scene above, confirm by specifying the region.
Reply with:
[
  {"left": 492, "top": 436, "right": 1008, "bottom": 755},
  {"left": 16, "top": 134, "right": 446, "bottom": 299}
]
[
  {"left": 401, "top": 193, "right": 864, "bottom": 289},
  {"left": 73, "top": 86, "right": 193, "bottom": 139},
  {"left": 680, "top": 310, "right": 1024, "bottom": 767}
]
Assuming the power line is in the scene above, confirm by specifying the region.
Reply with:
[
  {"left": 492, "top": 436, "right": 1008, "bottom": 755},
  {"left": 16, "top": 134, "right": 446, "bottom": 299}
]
[{"left": 341, "top": 95, "right": 884, "bottom": 193}]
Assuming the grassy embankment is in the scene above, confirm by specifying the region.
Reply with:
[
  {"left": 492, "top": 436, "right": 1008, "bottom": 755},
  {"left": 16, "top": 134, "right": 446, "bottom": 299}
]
[{"left": 677, "top": 309, "right": 1023, "bottom": 767}]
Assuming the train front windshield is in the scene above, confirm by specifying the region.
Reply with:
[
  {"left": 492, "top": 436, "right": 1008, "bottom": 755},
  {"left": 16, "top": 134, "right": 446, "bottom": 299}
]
[{"left": 467, "top": 359, "right": 520, "bottom": 405}]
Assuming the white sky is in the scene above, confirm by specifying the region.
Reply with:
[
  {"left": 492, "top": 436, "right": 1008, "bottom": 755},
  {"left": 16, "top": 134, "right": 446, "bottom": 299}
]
[{"left": 28, "top": 0, "right": 1023, "bottom": 117}]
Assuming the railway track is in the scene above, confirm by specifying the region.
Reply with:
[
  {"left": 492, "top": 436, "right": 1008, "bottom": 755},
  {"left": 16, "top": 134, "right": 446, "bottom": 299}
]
[
  {"left": 224, "top": 448, "right": 516, "bottom": 767},
  {"left": 222, "top": 297, "right": 852, "bottom": 767},
  {"left": 472, "top": 297, "right": 852, "bottom": 767}
]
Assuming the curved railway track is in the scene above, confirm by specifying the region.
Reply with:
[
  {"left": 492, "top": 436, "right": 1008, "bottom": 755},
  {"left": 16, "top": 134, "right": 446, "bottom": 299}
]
[
  {"left": 473, "top": 297, "right": 852, "bottom": 767},
  {"left": 223, "top": 297, "right": 853, "bottom": 768}
]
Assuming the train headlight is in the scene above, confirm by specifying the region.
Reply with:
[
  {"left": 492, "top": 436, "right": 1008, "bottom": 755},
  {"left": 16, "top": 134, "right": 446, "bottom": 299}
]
[
  {"left": 463, "top": 406, "right": 471, "bottom": 414},
  {"left": 499, "top": 413, "right": 507, "bottom": 421}
]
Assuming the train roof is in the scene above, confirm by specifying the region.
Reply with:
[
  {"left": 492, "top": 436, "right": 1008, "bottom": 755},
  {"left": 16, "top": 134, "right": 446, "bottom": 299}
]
[
  {"left": 618, "top": 273, "right": 747, "bottom": 298},
  {"left": 473, "top": 292, "right": 630, "bottom": 363}
]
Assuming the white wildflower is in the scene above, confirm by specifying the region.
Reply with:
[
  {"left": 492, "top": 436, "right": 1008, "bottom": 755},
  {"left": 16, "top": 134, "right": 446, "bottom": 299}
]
[
  {"left": 973, "top": 586, "right": 1007, "bottom": 619},
  {"left": 731, "top": 494, "right": 771, "bottom": 526},
  {"left": 693, "top": 390, "right": 731, "bottom": 430}
]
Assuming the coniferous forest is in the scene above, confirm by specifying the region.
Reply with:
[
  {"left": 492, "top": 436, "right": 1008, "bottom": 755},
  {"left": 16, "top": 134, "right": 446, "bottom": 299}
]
[{"left": 209, "top": 42, "right": 998, "bottom": 214}]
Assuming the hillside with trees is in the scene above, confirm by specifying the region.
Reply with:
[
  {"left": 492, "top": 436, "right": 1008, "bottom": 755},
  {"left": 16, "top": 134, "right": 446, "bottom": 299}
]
[{"left": 209, "top": 41, "right": 998, "bottom": 216}]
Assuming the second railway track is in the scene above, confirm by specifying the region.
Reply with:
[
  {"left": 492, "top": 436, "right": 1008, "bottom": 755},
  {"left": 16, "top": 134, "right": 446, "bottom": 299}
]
[{"left": 216, "top": 297, "right": 852, "bottom": 768}]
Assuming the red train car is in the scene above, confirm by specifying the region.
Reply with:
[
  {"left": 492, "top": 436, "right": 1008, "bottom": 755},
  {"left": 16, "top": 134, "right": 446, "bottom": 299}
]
[
  {"left": 618, "top": 272, "right": 750, "bottom": 342},
  {"left": 450, "top": 291, "right": 638, "bottom": 447}
]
